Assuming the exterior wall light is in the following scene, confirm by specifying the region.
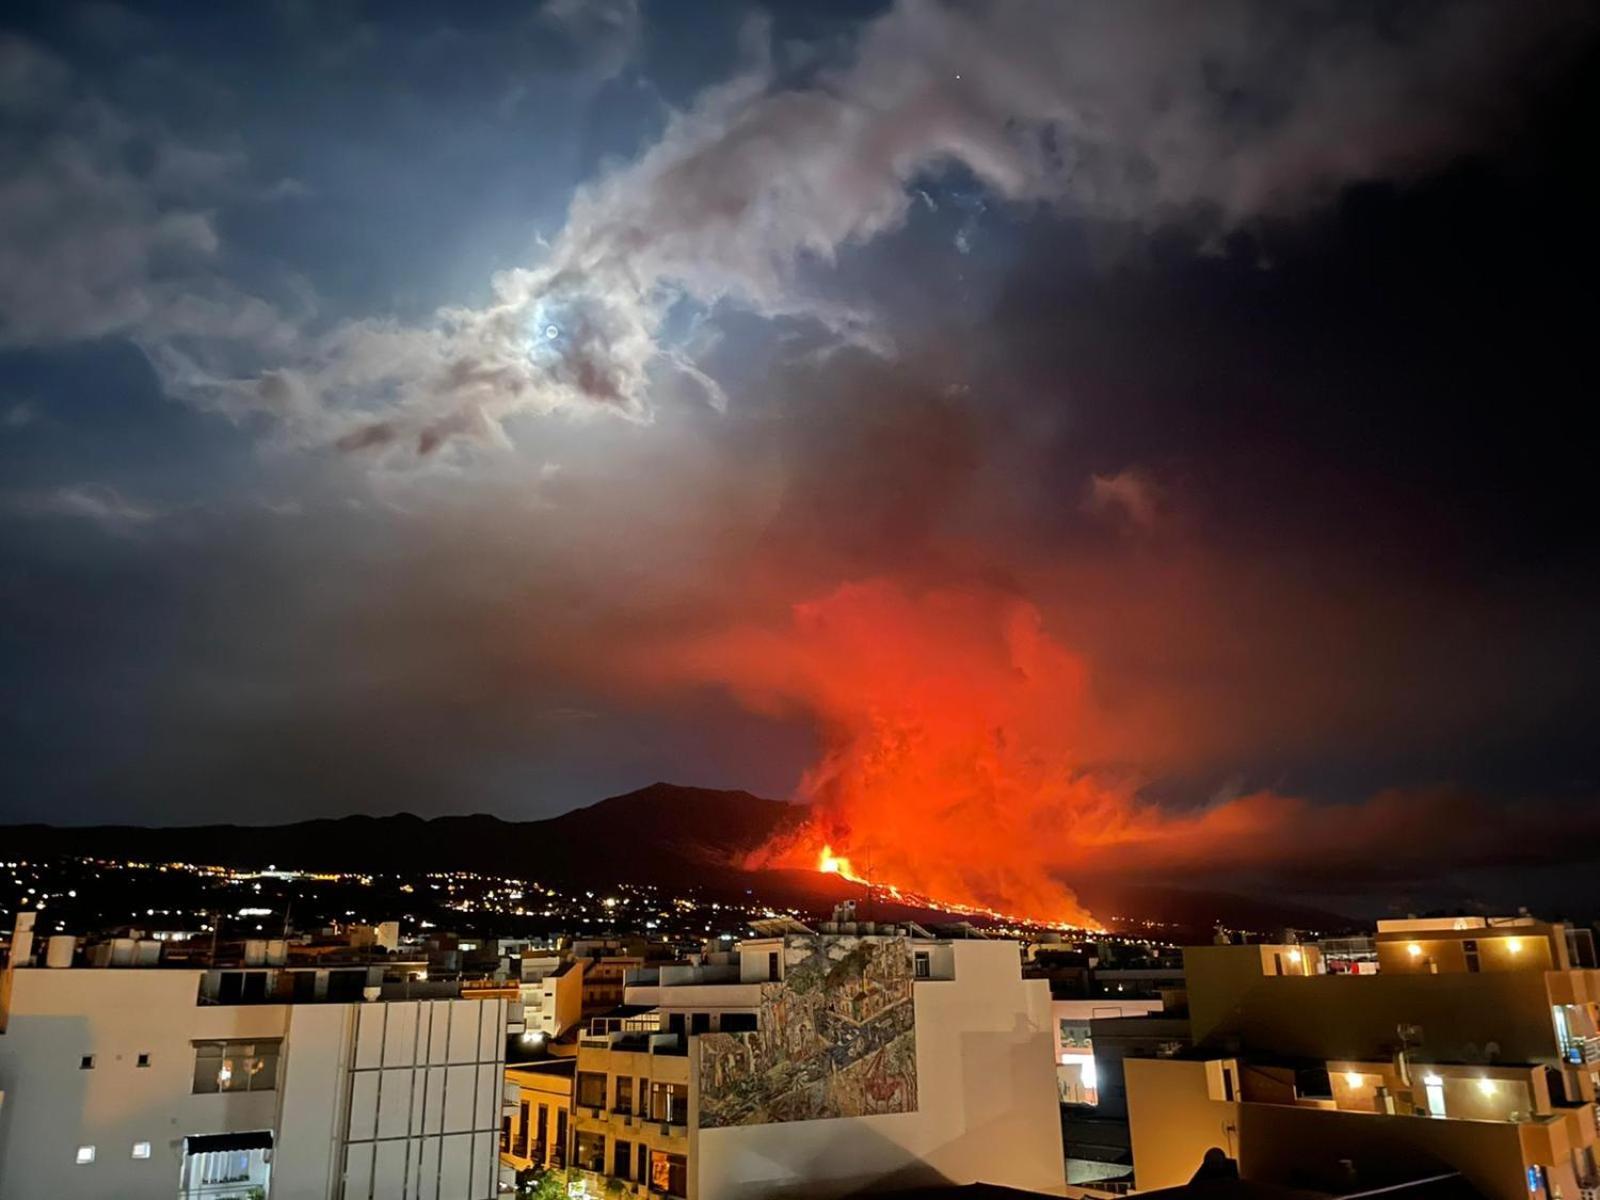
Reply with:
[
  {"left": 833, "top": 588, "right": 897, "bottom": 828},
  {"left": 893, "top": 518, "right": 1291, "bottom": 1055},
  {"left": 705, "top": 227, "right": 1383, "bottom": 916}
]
[
  {"left": 1407, "top": 943, "right": 1423, "bottom": 958},
  {"left": 1506, "top": 938, "right": 1523, "bottom": 953},
  {"left": 1477, "top": 1077, "right": 1496, "bottom": 1096},
  {"left": 1344, "top": 1071, "right": 1364, "bottom": 1088}
]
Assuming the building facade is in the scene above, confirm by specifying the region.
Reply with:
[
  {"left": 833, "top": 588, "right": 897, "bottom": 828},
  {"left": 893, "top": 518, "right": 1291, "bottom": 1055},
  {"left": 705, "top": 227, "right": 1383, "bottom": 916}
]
[
  {"left": 0, "top": 960, "right": 508, "bottom": 1199},
  {"left": 1125, "top": 918, "right": 1600, "bottom": 1200},
  {"left": 552, "top": 918, "right": 1063, "bottom": 1200}
]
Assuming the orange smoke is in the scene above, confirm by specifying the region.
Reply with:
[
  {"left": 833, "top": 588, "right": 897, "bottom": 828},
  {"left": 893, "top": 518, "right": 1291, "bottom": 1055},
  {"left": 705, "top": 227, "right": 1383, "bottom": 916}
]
[
  {"left": 633, "top": 578, "right": 1125, "bottom": 925},
  {"left": 590, "top": 572, "right": 1598, "bottom": 920}
]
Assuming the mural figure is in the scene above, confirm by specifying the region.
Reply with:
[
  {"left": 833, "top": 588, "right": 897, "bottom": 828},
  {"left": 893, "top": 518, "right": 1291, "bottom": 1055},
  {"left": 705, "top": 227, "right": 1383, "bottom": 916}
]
[{"left": 697, "top": 935, "right": 919, "bottom": 1127}]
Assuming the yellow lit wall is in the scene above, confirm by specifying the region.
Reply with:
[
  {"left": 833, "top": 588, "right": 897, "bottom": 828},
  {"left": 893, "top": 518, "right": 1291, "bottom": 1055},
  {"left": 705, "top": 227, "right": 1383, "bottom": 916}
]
[{"left": 1126, "top": 1057, "right": 1241, "bottom": 1190}]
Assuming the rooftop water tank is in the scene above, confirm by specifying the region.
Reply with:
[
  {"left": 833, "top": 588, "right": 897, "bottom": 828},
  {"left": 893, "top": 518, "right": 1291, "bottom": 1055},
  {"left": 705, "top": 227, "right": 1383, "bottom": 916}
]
[{"left": 46, "top": 934, "right": 76, "bottom": 968}]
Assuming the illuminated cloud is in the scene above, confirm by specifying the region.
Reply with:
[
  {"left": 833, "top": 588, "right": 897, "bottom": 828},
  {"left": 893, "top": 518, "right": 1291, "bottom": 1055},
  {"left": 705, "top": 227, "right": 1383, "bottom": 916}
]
[{"left": 144, "top": 1, "right": 1589, "bottom": 458}]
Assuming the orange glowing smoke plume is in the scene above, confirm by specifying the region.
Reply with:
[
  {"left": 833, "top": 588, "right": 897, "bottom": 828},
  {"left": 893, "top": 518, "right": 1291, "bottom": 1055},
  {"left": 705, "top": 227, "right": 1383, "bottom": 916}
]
[
  {"left": 609, "top": 578, "right": 1578, "bottom": 922},
  {"left": 638, "top": 578, "right": 1120, "bottom": 926}
]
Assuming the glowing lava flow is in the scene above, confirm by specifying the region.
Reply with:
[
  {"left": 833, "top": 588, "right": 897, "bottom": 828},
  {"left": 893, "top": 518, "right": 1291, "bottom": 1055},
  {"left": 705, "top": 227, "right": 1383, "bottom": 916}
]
[
  {"left": 816, "top": 845, "right": 864, "bottom": 882},
  {"left": 814, "top": 844, "right": 1101, "bottom": 933}
]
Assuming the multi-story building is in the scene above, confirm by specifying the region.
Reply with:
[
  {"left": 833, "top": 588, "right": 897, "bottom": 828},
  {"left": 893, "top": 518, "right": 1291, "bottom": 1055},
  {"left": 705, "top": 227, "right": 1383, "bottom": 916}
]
[
  {"left": 0, "top": 936, "right": 509, "bottom": 1199},
  {"left": 1052, "top": 998, "right": 1163, "bottom": 1105},
  {"left": 582, "top": 955, "right": 646, "bottom": 1015},
  {"left": 558, "top": 915, "right": 1063, "bottom": 1200},
  {"left": 1124, "top": 917, "right": 1600, "bottom": 1200},
  {"left": 501, "top": 1058, "right": 576, "bottom": 1178},
  {"left": 515, "top": 955, "right": 585, "bottom": 1042}
]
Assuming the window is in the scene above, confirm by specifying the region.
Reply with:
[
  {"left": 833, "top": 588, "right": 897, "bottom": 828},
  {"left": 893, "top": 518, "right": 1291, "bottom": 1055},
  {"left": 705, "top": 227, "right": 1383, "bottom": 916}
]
[
  {"left": 615, "top": 1076, "right": 633, "bottom": 1115},
  {"left": 575, "top": 1131, "right": 606, "bottom": 1174},
  {"left": 501, "top": 1115, "right": 512, "bottom": 1155},
  {"left": 577, "top": 1071, "right": 608, "bottom": 1110},
  {"left": 79, "top": 1055, "right": 95, "bottom": 1070},
  {"left": 690, "top": 1012, "right": 710, "bottom": 1035},
  {"left": 1464, "top": 939, "right": 1481, "bottom": 973},
  {"left": 534, "top": 1102, "right": 549, "bottom": 1161},
  {"left": 721, "top": 1012, "right": 757, "bottom": 1032},
  {"left": 76, "top": 1146, "right": 96, "bottom": 1164},
  {"left": 137, "top": 1052, "right": 151, "bottom": 1068},
  {"left": 650, "top": 1081, "right": 688, "bottom": 1124},
  {"left": 650, "top": 1150, "right": 688, "bottom": 1198},
  {"left": 514, "top": 1100, "right": 530, "bottom": 1157},
  {"left": 191, "top": 1039, "right": 281, "bottom": 1094},
  {"left": 1059, "top": 1021, "right": 1092, "bottom": 1049},
  {"left": 766, "top": 951, "right": 780, "bottom": 981},
  {"left": 132, "top": 1142, "right": 151, "bottom": 1160},
  {"left": 914, "top": 950, "right": 931, "bottom": 979},
  {"left": 1424, "top": 1075, "right": 1447, "bottom": 1116},
  {"left": 614, "top": 1137, "right": 632, "bottom": 1180}
]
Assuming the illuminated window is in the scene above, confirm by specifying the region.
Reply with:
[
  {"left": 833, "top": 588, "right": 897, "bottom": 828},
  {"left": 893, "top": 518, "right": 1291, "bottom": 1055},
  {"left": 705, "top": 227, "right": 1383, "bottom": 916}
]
[
  {"left": 1424, "top": 1074, "right": 1446, "bottom": 1116},
  {"left": 191, "top": 1039, "right": 280, "bottom": 1094},
  {"left": 132, "top": 1142, "right": 151, "bottom": 1160},
  {"left": 76, "top": 1146, "right": 96, "bottom": 1165}
]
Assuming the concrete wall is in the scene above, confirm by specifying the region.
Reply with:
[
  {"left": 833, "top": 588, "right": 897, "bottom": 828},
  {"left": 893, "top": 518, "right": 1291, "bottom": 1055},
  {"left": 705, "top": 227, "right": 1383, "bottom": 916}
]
[
  {"left": 1236, "top": 1104, "right": 1533, "bottom": 1200},
  {"left": 691, "top": 940, "right": 1064, "bottom": 1200},
  {"left": 1184, "top": 954, "right": 1557, "bottom": 1062},
  {"left": 0, "top": 968, "right": 288, "bottom": 1200},
  {"left": 272, "top": 1003, "right": 353, "bottom": 1199},
  {"left": 0, "top": 970, "right": 506, "bottom": 1200},
  {"left": 1125, "top": 1058, "right": 1241, "bottom": 1190},
  {"left": 1376, "top": 929, "right": 1559, "bottom": 975},
  {"left": 336, "top": 998, "right": 507, "bottom": 1200}
]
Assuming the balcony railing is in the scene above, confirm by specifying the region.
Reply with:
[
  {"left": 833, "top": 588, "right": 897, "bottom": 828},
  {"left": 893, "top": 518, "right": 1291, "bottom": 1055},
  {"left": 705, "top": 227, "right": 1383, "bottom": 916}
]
[{"left": 1566, "top": 1038, "right": 1600, "bottom": 1066}]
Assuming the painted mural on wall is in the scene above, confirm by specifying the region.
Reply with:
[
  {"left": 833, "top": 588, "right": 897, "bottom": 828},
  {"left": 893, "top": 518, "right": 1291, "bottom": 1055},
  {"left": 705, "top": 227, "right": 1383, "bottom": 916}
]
[{"left": 696, "top": 935, "right": 918, "bottom": 1127}]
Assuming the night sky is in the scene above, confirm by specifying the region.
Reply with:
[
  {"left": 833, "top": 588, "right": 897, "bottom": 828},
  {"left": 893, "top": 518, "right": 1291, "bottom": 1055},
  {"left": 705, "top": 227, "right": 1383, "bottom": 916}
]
[{"left": 3, "top": 1, "right": 1599, "bottom": 918}]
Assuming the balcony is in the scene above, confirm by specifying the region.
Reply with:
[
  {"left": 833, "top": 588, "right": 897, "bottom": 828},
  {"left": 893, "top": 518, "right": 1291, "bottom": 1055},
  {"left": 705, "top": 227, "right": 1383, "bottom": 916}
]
[{"left": 1565, "top": 1037, "right": 1600, "bottom": 1066}]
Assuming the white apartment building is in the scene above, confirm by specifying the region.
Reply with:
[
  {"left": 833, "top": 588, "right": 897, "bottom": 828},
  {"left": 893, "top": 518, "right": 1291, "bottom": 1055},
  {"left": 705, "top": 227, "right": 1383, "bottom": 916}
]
[
  {"left": 515, "top": 954, "right": 584, "bottom": 1042},
  {"left": 0, "top": 957, "right": 508, "bottom": 1199},
  {"left": 569, "top": 917, "right": 1065, "bottom": 1200}
]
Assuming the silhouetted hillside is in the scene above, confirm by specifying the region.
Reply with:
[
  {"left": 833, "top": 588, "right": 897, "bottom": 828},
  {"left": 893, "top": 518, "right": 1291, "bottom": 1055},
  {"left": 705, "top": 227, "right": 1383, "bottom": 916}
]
[{"left": 1, "top": 781, "right": 1353, "bottom": 933}]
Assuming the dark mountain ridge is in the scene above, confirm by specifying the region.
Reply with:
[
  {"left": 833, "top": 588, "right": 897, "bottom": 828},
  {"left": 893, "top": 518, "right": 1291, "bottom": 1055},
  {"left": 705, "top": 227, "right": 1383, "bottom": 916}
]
[{"left": 1, "top": 781, "right": 1353, "bottom": 935}]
